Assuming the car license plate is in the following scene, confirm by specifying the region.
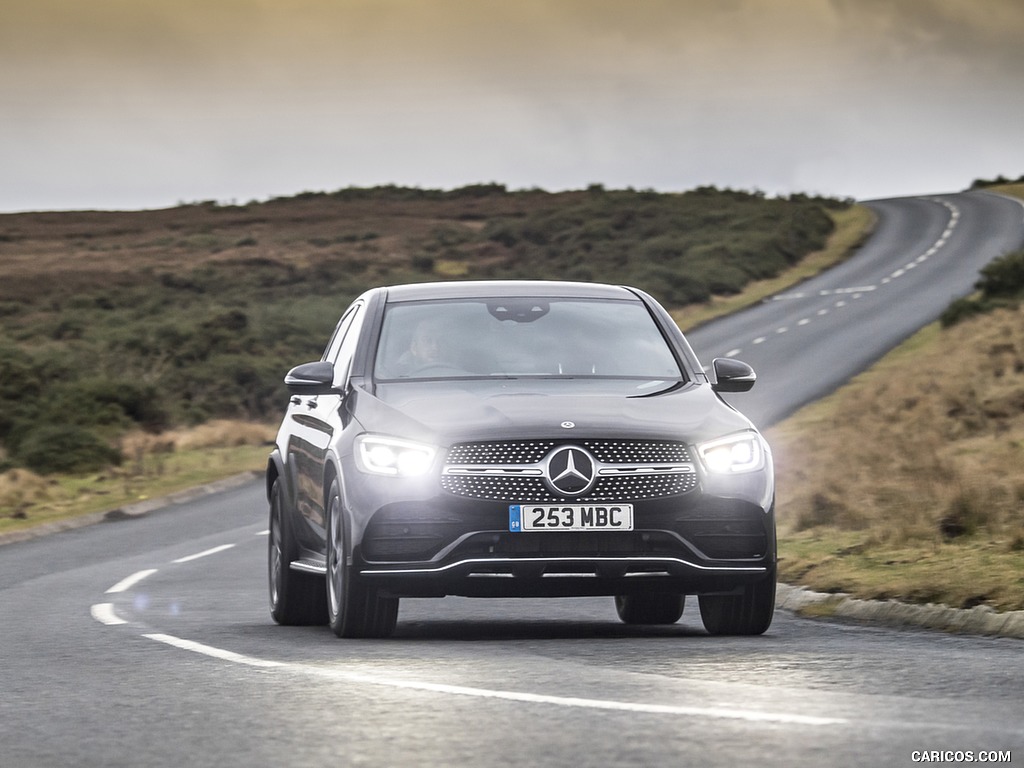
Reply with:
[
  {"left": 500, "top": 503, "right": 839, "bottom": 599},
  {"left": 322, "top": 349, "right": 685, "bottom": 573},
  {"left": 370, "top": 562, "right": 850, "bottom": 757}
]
[{"left": 509, "top": 504, "right": 634, "bottom": 532}]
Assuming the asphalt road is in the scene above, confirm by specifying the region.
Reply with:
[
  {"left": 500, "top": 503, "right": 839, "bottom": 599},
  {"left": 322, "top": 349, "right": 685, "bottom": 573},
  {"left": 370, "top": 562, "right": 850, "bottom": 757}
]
[
  {"left": 2, "top": 191, "right": 1023, "bottom": 767},
  {"left": 689, "top": 190, "right": 1024, "bottom": 427}
]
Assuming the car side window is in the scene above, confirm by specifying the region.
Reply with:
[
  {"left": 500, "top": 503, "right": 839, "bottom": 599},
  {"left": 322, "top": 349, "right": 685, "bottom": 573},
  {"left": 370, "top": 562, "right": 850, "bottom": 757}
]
[
  {"left": 322, "top": 303, "right": 361, "bottom": 362},
  {"left": 328, "top": 303, "right": 365, "bottom": 388}
]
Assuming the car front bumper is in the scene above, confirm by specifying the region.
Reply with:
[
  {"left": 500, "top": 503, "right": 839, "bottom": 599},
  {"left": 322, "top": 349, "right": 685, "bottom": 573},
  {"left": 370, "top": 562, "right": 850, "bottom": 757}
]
[{"left": 342, "top": 463, "right": 776, "bottom": 599}]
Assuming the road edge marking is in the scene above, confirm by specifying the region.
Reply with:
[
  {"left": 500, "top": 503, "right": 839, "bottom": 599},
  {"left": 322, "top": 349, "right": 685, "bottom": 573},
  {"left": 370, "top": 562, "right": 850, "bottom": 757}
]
[
  {"left": 135, "top": 631, "right": 846, "bottom": 726},
  {"left": 106, "top": 569, "right": 158, "bottom": 594}
]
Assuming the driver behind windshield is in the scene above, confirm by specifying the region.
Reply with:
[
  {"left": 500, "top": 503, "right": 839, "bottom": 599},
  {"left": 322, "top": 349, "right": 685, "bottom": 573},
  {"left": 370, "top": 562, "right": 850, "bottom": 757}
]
[{"left": 393, "top": 318, "right": 449, "bottom": 375}]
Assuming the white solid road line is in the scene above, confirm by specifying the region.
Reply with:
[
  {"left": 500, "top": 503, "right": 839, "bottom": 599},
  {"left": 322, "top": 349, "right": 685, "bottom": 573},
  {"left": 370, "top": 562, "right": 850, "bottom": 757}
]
[
  {"left": 86, "top": 523, "right": 855, "bottom": 726},
  {"left": 144, "top": 633, "right": 283, "bottom": 669},
  {"left": 105, "top": 569, "right": 158, "bottom": 594},
  {"left": 138, "top": 631, "right": 847, "bottom": 727},
  {"left": 172, "top": 544, "right": 236, "bottom": 564},
  {"left": 90, "top": 554, "right": 848, "bottom": 728}
]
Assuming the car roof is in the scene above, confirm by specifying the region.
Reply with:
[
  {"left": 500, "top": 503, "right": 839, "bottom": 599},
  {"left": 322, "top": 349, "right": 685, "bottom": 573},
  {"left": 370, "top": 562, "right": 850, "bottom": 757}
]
[{"left": 382, "top": 280, "right": 639, "bottom": 302}]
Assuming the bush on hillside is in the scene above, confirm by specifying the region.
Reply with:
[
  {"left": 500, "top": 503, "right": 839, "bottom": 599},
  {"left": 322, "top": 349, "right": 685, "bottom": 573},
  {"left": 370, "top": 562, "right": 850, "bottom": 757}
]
[
  {"left": 977, "top": 249, "right": 1024, "bottom": 297},
  {"left": 0, "top": 185, "right": 850, "bottom": 466},
  {"left": 14, "top": 424, "right": 122, "bottom": 475},
  {"left": 941, "top": 249, "right": 1024, "bottom": 326},
  {"left": 969, "top": 174, "right": 1024, "bottom": 189}
]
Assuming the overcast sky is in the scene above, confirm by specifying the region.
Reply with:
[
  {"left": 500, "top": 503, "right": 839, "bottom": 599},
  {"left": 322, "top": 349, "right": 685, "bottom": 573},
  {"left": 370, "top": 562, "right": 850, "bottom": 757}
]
[{"left": 2, "top": 0, "right": 1023, "bottom": 212}]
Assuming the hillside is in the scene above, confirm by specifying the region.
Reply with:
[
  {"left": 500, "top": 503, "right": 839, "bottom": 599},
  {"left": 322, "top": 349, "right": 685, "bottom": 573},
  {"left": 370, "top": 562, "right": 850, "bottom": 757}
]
[
  {"left": 2, "top": 182, "right": 1020, "bottom": 618},
  {"left": 769, "top": 183, "right": 1024, "bottom": 612},
  {"left": 0, "top": 184, "right": 848, "bottom": 477}
]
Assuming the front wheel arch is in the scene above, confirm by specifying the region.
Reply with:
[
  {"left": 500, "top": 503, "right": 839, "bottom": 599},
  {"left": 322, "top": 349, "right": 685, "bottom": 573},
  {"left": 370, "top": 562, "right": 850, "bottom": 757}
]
[{"left": 266, "top": 450, "right": 285, "bottom": 502}]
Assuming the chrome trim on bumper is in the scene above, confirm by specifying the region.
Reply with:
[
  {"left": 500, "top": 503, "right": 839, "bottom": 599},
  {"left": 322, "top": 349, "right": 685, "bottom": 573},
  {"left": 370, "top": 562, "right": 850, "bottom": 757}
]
[
  {"left": 360, "top": 556, "right": 767, "bottom": 577},
  {"left": 442, "top": 463, "right": 696, "bottom": 478}
]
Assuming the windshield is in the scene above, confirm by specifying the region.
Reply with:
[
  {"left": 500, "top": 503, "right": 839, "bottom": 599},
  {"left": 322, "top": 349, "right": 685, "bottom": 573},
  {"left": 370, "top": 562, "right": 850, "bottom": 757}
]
[{"left": 373, "top": 297, "right": 683, "bottom": 382}]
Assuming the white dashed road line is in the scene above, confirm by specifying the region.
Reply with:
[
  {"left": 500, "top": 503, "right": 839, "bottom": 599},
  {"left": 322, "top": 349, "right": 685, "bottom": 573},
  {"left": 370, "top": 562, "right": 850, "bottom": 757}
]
[{"left": 726, "top": 199, "right": 961, "bottom": 359}]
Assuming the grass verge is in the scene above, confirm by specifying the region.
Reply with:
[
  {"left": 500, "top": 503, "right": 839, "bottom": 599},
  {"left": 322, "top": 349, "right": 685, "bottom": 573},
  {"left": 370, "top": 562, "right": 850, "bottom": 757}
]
[
  {"left": 0, "top": 421, "right": 274, "bottom": 538},
  {"left": 767, "top": 309, "right": 1024, "bottom": 612}
]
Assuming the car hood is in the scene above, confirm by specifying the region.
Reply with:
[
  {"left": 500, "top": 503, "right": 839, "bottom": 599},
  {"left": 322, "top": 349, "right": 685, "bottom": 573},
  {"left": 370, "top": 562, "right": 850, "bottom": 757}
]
[{"left": 353, "top": 378, "right": 754, "bottom": 446}]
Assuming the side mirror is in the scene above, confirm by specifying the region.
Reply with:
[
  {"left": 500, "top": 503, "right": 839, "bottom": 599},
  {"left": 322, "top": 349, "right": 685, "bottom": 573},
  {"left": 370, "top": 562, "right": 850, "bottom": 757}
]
[
  {"left": 284, "top": 361, "right": 337, "bottom": 395},
  {"left": 711, "top": 358, "right": 756, "bottom": 393}
]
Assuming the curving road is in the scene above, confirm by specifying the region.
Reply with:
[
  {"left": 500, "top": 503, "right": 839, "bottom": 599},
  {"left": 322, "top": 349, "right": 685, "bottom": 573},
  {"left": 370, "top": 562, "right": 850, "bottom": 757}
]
[
  {"left": 2, "top": 191, "right": 1023, "bottom": 767},
  {"left": 689, "top": 191, "right": 1024, "bottom": 426}
]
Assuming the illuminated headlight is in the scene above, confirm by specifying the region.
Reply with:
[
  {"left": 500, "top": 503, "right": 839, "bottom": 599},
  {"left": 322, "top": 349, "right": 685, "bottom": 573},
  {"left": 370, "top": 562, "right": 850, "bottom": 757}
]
[
  {"left": 697, "top": 432, "right": 765, "bottom": 474},
  {"left": 355, "top": 435, "right": 437, "bottom": 477}
]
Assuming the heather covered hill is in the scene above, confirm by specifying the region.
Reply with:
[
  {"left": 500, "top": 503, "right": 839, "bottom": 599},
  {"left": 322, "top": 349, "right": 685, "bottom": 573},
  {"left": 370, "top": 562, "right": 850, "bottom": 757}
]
[{"left": 0, "top": 185, "right": 848, "bottom": 474}]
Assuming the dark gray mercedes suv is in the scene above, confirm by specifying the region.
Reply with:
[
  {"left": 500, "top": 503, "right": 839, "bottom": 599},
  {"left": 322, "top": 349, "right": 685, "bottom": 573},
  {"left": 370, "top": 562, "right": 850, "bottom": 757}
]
[{"left": 266, "top": 281, "right": 775, "bottom": 638}]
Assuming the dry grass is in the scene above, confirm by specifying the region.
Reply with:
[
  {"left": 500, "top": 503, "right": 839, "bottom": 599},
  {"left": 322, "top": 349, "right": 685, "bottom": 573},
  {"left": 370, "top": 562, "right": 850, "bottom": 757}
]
[
  {"left": 769, "top": 306, "right": 1024, "bottom": 610},
  {"left": 0, "top": 468, "right": 53, "bottom": 519},
  {"left": 0, "top": 420, "right": 274, "bottom": 535},
  {"left": 992, "top": 182, "right": 1024, "bottom": 200},
  {"left": 121, "top": 419, "right": 276, "bottom": 455}
]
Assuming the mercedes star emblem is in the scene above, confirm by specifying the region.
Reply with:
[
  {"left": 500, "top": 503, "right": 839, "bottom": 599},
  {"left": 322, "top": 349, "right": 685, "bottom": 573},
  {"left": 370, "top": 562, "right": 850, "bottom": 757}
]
[{"left": 544, "top": 446, "right": 597, "bottom": 496}]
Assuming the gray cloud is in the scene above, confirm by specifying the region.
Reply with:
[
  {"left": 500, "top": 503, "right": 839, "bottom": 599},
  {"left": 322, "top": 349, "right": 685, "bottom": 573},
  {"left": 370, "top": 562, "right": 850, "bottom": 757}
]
[{"left": 1, "top": 0, "right": 1022, "bottom": 210}]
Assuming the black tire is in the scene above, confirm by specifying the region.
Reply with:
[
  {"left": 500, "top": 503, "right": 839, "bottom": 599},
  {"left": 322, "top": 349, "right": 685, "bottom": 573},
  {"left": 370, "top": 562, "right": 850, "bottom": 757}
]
[
  {"left": 614, "top": 592, "right": 685, "bottom": 625},
  {"left": 268, "top": 478, "right": 326, "bottom": 626},
  {"left": 698, "top": 571, "right": 776, "bottom": 636},
  {"left": 326, "top": 479, "right": 399, "bottom": 639}
]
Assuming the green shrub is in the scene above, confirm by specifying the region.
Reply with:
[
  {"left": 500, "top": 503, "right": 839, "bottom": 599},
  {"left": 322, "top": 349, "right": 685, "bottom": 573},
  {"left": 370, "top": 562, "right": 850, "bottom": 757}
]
[
  {"left": 970, "top": 174, "right": 1024, "bottom": 189},
  {"left": 941, "top": 297, "right": 989, "bottom": 327},
  {"left": 630, "top": 264, "right": 710, "bottom": 306},
  {"left": 941, "top": 250, "right": 1024, "bottom": 326},
  {"left": 77, "top": 380, "right": 170, "bottom": 433},
  {"left": 977, "top": 250, "right": 1024, "bottom": 298},
  {"left": 14, "top": 424, "right": 122, "bottom": 475},
  {"left": 411, "top": 255, "right": 435, "bottom": 272},
  {"left": 0, "top": 347, "right": 42, "bottom": 403}
]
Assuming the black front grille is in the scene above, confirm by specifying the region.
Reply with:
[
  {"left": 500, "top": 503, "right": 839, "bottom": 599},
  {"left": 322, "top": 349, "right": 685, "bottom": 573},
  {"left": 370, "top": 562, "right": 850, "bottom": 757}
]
[
  {"left": 442, "top": 439, "right": 697, "bottom": 502},
  {"left": 446, "top": 441, "right": 556, "bottom": 465},
  {"left": 440, "top": 473, "right": 697, "bottom": 502},
  {"left": 446, "top": 439, "right": 692, "bottom": 465}
]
